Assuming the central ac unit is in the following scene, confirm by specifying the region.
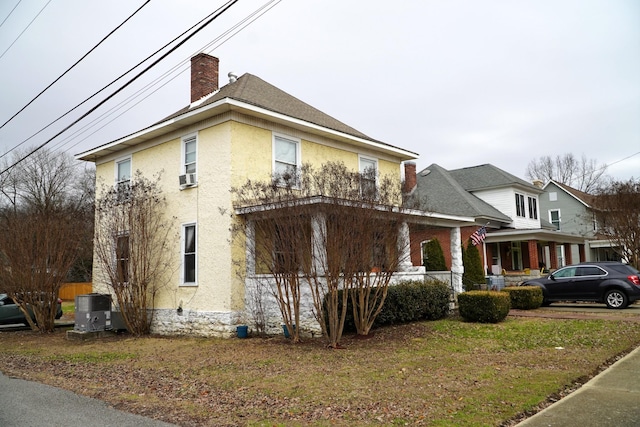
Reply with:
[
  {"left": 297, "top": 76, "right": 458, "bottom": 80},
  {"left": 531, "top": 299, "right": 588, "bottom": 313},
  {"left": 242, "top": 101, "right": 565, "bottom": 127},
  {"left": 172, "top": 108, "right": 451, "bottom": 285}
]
[
  {"left": 74, "top": 293, "right": 112, "bottom": 332},
  {"left": 179, "top": 173, "right": 197, "bottom": 187}
]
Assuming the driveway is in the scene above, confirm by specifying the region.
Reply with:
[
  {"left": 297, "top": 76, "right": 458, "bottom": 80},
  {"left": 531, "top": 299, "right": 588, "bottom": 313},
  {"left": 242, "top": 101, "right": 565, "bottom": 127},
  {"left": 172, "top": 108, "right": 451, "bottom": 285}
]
[
  {"left": 0, "top": 372, "right": 176, "bottom": 427},
  {"left": 509, "top": 301, "right": 640, "bottom": 322}
]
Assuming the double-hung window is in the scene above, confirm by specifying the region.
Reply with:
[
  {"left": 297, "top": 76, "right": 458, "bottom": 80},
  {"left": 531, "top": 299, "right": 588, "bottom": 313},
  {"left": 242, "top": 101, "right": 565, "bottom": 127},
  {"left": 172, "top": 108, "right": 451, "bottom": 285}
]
[
  {"left": 273, "top": 134, "right": 300, "bottom": 186},
  {"left": 115, "top": 234, "right": 130, "bottom": 285},
  {"left": 359, "top": 156, "right": 378, "bottom": 198},
  {"left": 115, "top": 157, "right": 131, "bottom": 200},
  {"left": 515, "top": 193, "right": 525, "bottom": 217},
  {"left": 528, "top": 196, "right": 538, "bottom": 219},
  {"left": 183, "top": 135, "right": 197, "bottom": 175},
  {"left": 550, "top": 209, "right": 561, "bottom": 230},
  {"left": 182, "top": 224, "right": 197, "bottom": 285}
]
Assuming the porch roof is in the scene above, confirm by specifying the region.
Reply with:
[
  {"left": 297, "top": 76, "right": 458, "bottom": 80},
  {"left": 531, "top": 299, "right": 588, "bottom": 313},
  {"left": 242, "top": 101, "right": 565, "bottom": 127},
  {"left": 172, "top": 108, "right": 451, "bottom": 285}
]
[{"left": 484, "top": 228, "right": 586, "bottom": 244}]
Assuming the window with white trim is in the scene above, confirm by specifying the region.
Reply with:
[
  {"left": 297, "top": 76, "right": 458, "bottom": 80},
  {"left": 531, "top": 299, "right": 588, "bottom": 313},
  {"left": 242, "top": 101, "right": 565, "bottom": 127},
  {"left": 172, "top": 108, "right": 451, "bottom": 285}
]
[
  {"left": 273, "top": 134, "right": 300, "bottom": 186},
  {"left": 528, "top": 196, "right": 538, "bottom": 219},
  {"left": 550, "top": 209, "right": 561, "bottom": 230},
  {"left": 515, "top": 193, "right": 525, "bottom": 217},
  {"left": 182, "top": 134, "right": 197, "bottom": 175},
  {"left": 359, "top": 156, "right": 378, "bottom": 198},
  {"left": 182, "top": 223, "right": 197, "bottom": 285},
  {"left": 115, "top": 157, "right": 131, "bottom": 200}
]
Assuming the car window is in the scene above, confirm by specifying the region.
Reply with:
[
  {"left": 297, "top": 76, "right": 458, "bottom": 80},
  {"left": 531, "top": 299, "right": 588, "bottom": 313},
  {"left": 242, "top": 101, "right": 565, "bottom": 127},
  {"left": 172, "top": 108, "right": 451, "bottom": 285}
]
[
  {"left": 609, "top": 264, "right": 640, "bottom": 275},
  {"left": 553, "top": 267, "right": 577, "bottom": 278},
  {"left": 577, "top": 266, "right": 606, "bottom": 277}
]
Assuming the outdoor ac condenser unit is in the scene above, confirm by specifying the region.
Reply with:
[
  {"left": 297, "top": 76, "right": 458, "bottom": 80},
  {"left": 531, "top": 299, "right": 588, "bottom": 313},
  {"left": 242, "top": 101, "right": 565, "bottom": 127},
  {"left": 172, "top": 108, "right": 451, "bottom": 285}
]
[{"left": 74, "top": 293, "right": 112, "bottom": 332}]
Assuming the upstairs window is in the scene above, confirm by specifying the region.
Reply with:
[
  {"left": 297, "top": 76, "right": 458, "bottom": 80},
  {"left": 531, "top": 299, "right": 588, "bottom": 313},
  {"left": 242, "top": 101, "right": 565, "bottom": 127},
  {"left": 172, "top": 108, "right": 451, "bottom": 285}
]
[
  {"left": 528, "top": 196, "right": 538, "bottom": 219},
  {"left": 550, "top": 209, "right": 561, "bottom": 230},
  {"left": 183, "top": 135, "right": 197, "bottom": 175},
  {"left": 115, "top": 157, "right": 131, "bottom": 200},
  {"left": 273, "top": 134, "right": 300, "bottom": 186},
  {"left": 515, "top": 193, "right": 525, "bottom": 217},
  {"left": 359, "top": 156, "right": 378, "bottom": 198}
]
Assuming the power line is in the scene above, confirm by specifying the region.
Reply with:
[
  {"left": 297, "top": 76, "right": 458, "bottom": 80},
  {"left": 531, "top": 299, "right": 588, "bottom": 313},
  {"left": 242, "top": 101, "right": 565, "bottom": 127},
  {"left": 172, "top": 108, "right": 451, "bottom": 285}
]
[
  {"left": 0, "top": 0, "right": 51, "bottom": 61},
  {"left": 51, "top": 0, "right": 283, "bottom": 154},
  {"left": 0, "top": 0, "right": 22, "bottom": 30},
  {"left": 0, "top": 0, "right": 239, "bottom": 162},
  {"left": 0, "top": 0, "right": 239, "bottom": 176},
  {"left": 0, "top": 0, "right": 151, "bottom": 131}
]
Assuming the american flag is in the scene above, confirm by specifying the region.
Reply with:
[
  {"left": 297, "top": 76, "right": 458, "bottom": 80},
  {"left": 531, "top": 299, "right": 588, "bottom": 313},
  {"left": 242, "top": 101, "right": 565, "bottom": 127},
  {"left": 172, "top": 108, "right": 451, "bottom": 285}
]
[{"left": 470, "top": 226, "right": 487, "bottom": 246}]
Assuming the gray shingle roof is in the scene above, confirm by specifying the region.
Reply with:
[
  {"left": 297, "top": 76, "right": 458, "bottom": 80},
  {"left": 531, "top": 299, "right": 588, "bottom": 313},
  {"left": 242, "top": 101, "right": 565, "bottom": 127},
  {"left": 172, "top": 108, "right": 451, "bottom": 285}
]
[
  {"left": 448, "top": 164, "right": 541, "bottom": 192},
  {"left": 163, "top": 73, "right": 379, "bottom": 143},
  {"left": 413, "top": 163, "right": 512, "bottom": 222}
]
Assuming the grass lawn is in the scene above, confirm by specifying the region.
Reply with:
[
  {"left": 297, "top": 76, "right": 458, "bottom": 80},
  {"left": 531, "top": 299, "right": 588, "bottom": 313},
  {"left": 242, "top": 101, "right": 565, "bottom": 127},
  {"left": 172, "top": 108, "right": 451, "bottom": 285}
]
[{"left": 1, "top": 316, "right": 639, "bottom": 426}]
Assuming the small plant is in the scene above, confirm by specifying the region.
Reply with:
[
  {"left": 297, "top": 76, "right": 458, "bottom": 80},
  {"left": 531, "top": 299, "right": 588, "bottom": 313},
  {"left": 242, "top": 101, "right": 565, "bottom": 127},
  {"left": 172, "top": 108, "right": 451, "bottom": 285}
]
[
  {"left": 462, "top": 240, "right": 485, "bottom": 291},
  {"left": 502, "top": 286, "right": 543, "bottom": 310},
  {"left": 458, "top": 291, "right": 510, "bottom": 323},
  {"left": 422, "top": 239, "right": 447, "bottom": 271}
]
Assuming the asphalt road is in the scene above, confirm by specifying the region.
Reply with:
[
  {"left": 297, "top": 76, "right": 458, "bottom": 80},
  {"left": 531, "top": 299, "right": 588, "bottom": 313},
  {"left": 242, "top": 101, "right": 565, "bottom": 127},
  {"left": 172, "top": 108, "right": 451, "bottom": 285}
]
[{"left": 0, "top": 372, "right": 176, "bottom": 427}]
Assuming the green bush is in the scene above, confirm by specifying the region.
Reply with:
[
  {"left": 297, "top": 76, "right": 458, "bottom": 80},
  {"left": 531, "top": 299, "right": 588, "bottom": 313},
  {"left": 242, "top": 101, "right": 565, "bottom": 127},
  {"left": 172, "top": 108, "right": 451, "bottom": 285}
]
[
  {"left": 458, "top": 291, "right": 510, "bottom": 323},
  {"left": 324, "top": 279, "right": 451, "bottom": 333},
  {"left": 422, "top": 239, "right": 447, "bottom": 271},
  {"left": 502, "top": 286, "right": 543, "bottom": 310},
  {"left": 462, "top": 241, "right": 485, "bottom": 291}
]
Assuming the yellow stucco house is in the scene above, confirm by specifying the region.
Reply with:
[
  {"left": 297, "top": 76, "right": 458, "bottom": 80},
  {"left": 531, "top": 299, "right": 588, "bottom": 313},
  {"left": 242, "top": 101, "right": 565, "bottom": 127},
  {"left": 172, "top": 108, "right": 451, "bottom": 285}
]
[{"left": 77, "top": 54, "right": 472, "bottom": 336}]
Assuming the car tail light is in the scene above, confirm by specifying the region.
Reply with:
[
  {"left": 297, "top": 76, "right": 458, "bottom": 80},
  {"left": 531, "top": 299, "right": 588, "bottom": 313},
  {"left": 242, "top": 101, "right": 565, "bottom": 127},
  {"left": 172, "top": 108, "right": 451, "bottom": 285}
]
[{"left": 628, "top": 275, "right": 640, "bottom": 286}]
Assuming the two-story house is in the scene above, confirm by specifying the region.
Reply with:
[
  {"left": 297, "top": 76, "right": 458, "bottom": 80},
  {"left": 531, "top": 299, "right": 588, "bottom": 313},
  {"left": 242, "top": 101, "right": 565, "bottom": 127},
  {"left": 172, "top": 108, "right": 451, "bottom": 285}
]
[
  {"left": 405, "top": 164, "right": 587, "bottom": 285},
  {"left": 77, "top": 54, "right": 474, "bottom": 336},
  {"left": 539, "top": 180, "right": 622, "bottom": 263}
]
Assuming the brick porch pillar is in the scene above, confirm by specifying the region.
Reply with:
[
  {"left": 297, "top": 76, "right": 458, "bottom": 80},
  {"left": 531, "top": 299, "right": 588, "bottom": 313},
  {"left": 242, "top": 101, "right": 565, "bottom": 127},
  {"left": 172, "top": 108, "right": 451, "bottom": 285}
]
[
  {"left": 564, "top": 244, "right": 573, "bottom": 265},
  {"left": 528, "top": 240, "right": 539, "bottom": 271},
  {"left": 578, "top": 244, "right": 586, "bottom": 262},
  {"left": 549, "top": 242, "right": 558, "bottom": 270}
]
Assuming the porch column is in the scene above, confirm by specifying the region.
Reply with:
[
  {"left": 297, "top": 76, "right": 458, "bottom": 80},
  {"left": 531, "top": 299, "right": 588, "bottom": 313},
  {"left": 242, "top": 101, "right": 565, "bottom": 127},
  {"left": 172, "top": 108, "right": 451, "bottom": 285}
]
[
  {"left": 450, "top": 227, "right": 463, "bottom": 293},
  {"left": 245, "top": 219, "right": 255, "bottom": 276},
  {"left": 579, "top": 243, "right": 586, "bottom": 262},
  {"left": 527, "top": 240, "right": 539, "bottom": 272},
  {"left": 311, "top": 213, "right": 327, "bottom": 275},
  {"left": 398, "top": 221, "right": 413, "bottom": 271},
  {"left": 549, "top": 242, "right": 558, "bottom": 270},
  {"left": 564, "top": 243, "right": 573, "bottom": 265}
]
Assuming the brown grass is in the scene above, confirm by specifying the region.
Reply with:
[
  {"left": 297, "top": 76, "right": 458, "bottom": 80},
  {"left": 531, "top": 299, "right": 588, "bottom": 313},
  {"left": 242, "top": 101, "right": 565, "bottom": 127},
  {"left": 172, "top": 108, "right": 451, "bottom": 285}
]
[{"left": 1, "top": 316, "right": 639, "bottom": 426}]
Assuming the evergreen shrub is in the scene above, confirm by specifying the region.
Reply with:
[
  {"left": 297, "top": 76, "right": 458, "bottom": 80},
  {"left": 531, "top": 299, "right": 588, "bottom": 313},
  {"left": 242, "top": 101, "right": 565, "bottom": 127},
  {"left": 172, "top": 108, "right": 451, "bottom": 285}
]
[
  {"left": 502, "top": 286, "right": 543, "bottom": 310},
  {"left": 458, "top": 291, "right": 510, "bottom": 323}
]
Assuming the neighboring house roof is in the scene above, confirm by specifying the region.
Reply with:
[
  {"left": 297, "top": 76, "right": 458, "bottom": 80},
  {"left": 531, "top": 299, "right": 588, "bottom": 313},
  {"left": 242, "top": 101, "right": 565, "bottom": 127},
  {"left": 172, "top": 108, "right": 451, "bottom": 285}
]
[
  {"left": 412, "top": 163, "right": 512, "bottom": 223},
  {"left": 448, "top": 164, "right": 542, "bottom": 193},
  {"left": 543, "top": 180, "right": 597, "bottom": 207},
  {"left": 77, "top": 72, "right": 417, "bottom": 162}
]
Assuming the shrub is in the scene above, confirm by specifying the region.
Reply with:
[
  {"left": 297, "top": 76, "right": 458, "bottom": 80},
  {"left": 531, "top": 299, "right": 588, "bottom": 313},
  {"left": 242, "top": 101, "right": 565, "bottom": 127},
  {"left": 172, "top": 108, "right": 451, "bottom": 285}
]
[
  {"left": 324, "top": 279, "right": 451, "bottom": 333},
  {"left": 463, "top": 241, "right": 485, "bottom": 291},
  {"left": 458, "top": 291, "right": 510, "bottom": 323},
  {"left": 502, "top": 286, "right": 543, "bottom": 310},
  {"left": 422, "top": 239, "right": 447, "bottom": 271}
]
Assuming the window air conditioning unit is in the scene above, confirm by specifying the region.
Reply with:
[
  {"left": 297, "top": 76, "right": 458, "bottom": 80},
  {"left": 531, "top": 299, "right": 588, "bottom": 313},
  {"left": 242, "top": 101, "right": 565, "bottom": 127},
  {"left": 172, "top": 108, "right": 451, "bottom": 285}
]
[
  {"left": 74, "top": 293, "right": 112, "bottom": 332},
  {"left": 179, "top": 173, "right": 196, "bottom": 187}
]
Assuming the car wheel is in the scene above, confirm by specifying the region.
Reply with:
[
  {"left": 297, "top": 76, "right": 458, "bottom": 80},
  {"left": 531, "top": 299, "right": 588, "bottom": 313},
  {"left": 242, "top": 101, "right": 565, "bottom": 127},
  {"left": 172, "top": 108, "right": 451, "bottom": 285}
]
[{"left": 605, "top": 289, "right": 628, "bottom": 309}]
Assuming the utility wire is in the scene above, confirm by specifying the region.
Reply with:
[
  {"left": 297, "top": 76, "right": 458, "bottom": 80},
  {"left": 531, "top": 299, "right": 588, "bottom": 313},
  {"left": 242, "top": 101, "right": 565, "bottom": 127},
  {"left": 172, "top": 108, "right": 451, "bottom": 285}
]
[
  {"left": 0, "top": 0, "right": 239, "bottom": 176},
  {"left": 0, "top": 0, "right": 51, "bottom": 60},
  {"left": 0, "top": 0, "right": 151, "bottom": 131},
  {"left": 51, "top": 0, "right": 283, "bottom": 154},
  {"left": 0, "top": 0, "right": 22, "bottom": 30},
  {"left": 0, "top": 0, "right": 238, "bottom": 161}
]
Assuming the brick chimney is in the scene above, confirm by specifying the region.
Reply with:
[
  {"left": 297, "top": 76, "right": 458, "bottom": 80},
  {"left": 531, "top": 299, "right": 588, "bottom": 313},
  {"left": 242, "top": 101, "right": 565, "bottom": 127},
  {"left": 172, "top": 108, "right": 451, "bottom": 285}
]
[
  {"left": 403, "top": 162, "right": 417, "bottom": 193},
  {"left": 191, "top": 53, "right": 219, "bottom": 103}
]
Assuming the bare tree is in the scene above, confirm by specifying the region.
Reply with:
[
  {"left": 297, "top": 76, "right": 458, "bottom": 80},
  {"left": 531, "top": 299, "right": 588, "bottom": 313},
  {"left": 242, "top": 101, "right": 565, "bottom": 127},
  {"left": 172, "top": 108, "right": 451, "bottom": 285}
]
[
  {"left": 592, "top": 178, "right": 640, "bottom": 269},
  {"left": 525, "top": 153, "right": 608, "bottom": 193},
  {"left": 93, "top": 171, "right": 177, "bottom": 335},
  {"left": 231, "top": 162, "right": 409, "bottom": 347},
  {"left": 0, "top": 149, "right": 89, "bottom": 332}
]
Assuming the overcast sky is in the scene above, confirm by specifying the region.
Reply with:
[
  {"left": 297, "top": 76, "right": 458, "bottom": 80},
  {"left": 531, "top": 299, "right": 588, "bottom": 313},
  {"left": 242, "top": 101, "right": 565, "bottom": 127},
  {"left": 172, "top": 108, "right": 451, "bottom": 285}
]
[{"left": 1, "top": 0, "right": 638, "bottom": 182}]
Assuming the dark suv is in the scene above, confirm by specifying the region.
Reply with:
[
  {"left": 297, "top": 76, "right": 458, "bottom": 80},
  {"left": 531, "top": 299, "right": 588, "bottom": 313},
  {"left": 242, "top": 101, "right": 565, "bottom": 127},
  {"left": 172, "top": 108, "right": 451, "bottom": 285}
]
[{"left": 522, "top": 262, "right": 640, "bottom": 309}]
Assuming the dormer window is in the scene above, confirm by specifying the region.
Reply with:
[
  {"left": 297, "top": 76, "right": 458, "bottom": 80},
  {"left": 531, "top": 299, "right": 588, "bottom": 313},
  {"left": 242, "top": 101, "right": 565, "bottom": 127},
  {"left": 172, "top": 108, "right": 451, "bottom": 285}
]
[
  {"left": 528, "top": 196, "right": 538, "bottom": 219},
  {"left": 515, "top": 193, "right": 525, "bottom": 218}
]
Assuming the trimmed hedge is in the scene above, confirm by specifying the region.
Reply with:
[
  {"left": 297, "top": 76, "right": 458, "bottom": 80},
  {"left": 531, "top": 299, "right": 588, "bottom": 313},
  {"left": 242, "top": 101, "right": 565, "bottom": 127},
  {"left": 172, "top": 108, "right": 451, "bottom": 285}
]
[
  {"left": 324, "top": 279, "right": 451, "bottom": 333},
  {"left": 502, "top": 286, "right": 543, "bottom": 310},
  {"left": 458, "top": 291, "right": 510, "bottom": 323}
]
